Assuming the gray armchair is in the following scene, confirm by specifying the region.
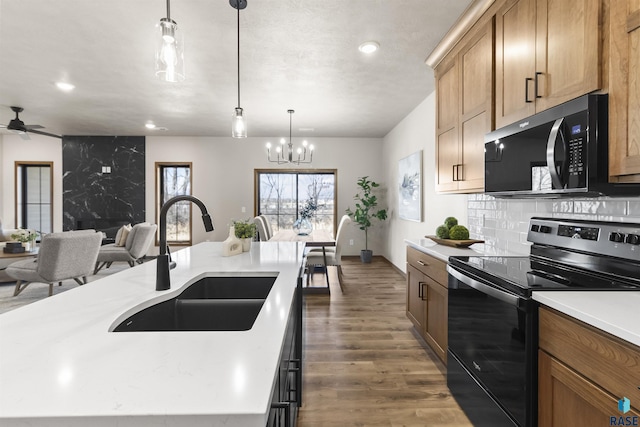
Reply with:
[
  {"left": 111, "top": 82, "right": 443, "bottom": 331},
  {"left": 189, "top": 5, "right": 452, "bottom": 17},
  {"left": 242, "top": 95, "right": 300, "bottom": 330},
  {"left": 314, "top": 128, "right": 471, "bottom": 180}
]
[
  {"left": 94, "top": 223, "right": 157, "bottom": 274},
  {"left": 6, "top": 230, "right": 102, "bottom": 297}
]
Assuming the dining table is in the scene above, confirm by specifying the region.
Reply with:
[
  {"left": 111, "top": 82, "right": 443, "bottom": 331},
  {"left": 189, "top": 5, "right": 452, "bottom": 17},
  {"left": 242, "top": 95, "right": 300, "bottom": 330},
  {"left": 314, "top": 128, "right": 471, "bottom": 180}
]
[{"left": 268, "top": 229, "right": 335, "bottom": 293}]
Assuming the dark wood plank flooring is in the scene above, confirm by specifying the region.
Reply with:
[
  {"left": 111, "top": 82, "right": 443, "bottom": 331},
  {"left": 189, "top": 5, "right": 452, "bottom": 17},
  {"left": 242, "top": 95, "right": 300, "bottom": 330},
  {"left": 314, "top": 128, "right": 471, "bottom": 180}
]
[{"left": 298, "top": 256, "right": 473, "bottom": 426}]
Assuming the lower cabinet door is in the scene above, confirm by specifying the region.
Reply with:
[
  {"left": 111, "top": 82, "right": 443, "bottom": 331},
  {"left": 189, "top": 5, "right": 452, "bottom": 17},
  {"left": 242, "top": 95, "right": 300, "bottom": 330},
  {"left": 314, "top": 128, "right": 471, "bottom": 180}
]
[
  {"left": 406, "top": 264, "right": 426, "bottom": 331},
  {"left": 425, "top": 279, "right": 447, "bottom": 364},
  {"left": 538, "top": 350, "right": 640, "bottom": 426}
]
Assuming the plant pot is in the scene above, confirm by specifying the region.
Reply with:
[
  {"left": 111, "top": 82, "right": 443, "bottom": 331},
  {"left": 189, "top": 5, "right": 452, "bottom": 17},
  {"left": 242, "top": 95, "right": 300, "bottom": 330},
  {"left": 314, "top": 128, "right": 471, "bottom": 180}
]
[
  {"left": 360, "top": 249, "right": 373, "bottom": 263},
  {"left": 241, "top": 238, "right": 252, "bottom": 252}
]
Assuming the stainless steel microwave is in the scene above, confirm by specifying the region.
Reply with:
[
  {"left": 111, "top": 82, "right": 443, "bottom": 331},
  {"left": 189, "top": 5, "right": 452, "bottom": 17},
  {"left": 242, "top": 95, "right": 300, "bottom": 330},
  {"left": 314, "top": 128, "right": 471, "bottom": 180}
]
[{"left": 484, "top": 94, "right": 640, "bottom": 198}]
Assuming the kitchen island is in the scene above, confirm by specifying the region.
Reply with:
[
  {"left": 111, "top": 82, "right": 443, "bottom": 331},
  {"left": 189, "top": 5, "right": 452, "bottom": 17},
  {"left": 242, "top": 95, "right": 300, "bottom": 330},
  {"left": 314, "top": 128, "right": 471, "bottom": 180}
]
[{"left": 0, "top": 241, "right": 305, "bottom": 427}]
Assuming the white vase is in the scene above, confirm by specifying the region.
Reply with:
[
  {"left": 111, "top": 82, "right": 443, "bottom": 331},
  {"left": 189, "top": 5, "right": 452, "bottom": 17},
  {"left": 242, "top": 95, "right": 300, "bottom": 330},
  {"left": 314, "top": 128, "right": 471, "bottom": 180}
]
[
  {"left": 24, "top": 240, "right": 34, "bottom": 252},
  {"left": 241, "top": 238, "right": 252, "bottom": 252},
  {"left": 222, "top": 226, "right": 243, "bottom": 257}
]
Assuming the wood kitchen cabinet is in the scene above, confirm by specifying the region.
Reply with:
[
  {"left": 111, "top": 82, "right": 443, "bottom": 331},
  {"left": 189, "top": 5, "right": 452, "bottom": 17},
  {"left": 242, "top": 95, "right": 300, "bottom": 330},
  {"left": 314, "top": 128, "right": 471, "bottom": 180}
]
[
  {"left": 608, "top": 0, "right": 640, "bottom": 181},
  {"left": 435, "top": 19, "right": 493, "bottom": 193},
  {"left": 495, "top": 0, "right": 601, "bottom": 128},
  {"left": 538, "top": 307, "right": 640, "bottom": 426},
  {"left": 406, "top": 246, "right": 448, "bottom": 364}
]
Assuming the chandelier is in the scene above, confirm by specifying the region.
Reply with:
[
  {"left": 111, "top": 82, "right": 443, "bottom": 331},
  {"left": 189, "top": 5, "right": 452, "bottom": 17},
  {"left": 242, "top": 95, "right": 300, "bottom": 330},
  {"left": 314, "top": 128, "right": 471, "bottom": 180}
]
[{"left": 266, "top": 110, "right": 314, "bottom": 165}]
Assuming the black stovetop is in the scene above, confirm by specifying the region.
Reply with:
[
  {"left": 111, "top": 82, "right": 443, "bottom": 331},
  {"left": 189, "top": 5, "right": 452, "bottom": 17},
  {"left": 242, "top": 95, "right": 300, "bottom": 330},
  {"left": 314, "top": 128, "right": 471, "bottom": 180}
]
[{"left": 448, "top": 248, "right": 640, "bottom": 298}]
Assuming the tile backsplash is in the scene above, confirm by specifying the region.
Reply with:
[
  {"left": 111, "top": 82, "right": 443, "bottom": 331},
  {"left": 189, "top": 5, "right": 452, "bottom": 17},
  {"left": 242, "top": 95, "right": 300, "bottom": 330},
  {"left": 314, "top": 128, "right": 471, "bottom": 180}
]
[{"left": 467, "top": 194, "right": 640, "bottom": 255}]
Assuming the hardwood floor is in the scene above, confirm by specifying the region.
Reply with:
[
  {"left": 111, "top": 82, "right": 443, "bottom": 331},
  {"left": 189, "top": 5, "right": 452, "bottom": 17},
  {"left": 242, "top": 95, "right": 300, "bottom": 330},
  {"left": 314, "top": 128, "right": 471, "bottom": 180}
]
[{"left": 298, "top": 256, "right": 473, "bottom": 426}]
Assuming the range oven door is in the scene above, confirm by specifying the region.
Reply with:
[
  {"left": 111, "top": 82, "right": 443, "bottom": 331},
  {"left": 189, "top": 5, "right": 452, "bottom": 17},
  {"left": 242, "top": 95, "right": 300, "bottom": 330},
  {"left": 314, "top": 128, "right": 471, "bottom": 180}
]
[{"left": 447, "top": 265, "right": 537, "bottom": 427}]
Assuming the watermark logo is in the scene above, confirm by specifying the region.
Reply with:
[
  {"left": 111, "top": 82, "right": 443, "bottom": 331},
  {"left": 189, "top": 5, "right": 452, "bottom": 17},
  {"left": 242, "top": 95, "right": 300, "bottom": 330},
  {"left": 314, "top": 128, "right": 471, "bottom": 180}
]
[
  {"left": 620, "top": 398, "right": 631, "bottom": 414},
  {"left": 610, "top": 397, "right": 638, "bottom": 426}
]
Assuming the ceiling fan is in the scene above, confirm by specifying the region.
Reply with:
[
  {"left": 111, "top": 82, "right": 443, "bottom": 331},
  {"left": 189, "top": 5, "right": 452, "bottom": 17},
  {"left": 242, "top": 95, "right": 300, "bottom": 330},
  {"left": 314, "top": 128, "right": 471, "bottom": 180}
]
[{"left": 0, "top": 106, "right": 61, "bottom": 139}]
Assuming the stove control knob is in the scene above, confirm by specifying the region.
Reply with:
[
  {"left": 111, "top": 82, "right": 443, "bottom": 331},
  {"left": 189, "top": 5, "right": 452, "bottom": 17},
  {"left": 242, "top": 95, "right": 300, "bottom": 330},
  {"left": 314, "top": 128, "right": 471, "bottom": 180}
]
[
  {"left": 539, "top": 225, "right": 552, "bottom": 234},
  {"left": 625, "top": 234, "right": 640, "bottom": 245},
  {"left": 609, "top": 232, "right": 625, "bottom": 243}
]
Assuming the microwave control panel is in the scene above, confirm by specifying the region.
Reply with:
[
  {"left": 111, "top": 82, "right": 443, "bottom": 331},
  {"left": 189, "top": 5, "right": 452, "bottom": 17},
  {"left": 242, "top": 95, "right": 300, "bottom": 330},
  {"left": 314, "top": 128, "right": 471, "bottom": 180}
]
[{"left": 565, "top": 119, "right": 587, "bottom": 187}]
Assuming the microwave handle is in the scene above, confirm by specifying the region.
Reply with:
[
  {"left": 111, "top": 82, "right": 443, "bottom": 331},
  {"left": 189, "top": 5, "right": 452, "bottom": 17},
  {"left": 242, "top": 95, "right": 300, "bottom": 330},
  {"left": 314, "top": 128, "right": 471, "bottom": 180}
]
[{"left": 546, "top": 118, "right": 565, "bottom": 189}]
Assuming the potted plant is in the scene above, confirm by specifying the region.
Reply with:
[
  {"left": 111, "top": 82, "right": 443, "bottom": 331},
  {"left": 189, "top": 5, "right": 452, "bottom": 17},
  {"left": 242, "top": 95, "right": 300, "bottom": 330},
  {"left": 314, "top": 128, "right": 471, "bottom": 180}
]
[
  {"left": 233, "top": 219, "right": 257, "bottom": 252},
  {"left": 346, "top": 176, "right": 387, "bottom": 263},
  {"left": 11, "top": 229, "right": 38, "bottom": 252}
]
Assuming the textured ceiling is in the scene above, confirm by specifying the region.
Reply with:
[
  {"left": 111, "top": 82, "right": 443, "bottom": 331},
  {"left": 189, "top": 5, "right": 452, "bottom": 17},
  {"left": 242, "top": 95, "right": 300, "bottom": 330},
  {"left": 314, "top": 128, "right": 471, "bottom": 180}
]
[{"left": 0, "top": 0, "right": 471, "bottom": 138}]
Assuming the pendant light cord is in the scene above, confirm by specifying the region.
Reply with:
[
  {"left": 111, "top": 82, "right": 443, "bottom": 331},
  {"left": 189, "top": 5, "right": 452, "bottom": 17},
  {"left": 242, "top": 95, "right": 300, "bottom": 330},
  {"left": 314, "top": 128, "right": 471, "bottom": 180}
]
[
  {"left": 237, "top": 5, "right": 241, "bottom": 108},
  {"left": 166, "top": 0, "right": 171, "bottom": 20}
]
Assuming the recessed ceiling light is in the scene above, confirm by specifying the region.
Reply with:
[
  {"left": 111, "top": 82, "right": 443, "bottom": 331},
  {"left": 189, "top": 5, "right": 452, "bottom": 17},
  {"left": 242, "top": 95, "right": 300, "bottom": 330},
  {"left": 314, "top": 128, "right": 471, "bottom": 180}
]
[
  {"left": 145, "top": 123, "right": 156, "bottom": 129},
  {"left": 358, "top": 41, "right": 379, "bottom": 54},
  {"left": 55, "top": 81, "right": 75, "bottom": 92}
]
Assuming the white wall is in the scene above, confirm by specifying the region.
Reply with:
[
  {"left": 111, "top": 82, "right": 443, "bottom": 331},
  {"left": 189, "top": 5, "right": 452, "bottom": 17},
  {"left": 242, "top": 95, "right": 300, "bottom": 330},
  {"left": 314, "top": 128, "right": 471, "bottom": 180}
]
[
  {"left": 0, "top": 134, "right": 63, "bottom": 231},
  {"left": 382, "top": 93, "right": 468, "bottom": 271},
  {"left": 145, "top": 136, "right": 384, "bottom": 255}
]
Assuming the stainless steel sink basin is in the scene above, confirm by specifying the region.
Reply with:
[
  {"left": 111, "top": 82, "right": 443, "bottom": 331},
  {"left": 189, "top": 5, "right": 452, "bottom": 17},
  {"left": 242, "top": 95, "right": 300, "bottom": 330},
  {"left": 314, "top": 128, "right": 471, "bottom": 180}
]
[{"left": 112, "top": 275, "right": 277, "bottom": 332}]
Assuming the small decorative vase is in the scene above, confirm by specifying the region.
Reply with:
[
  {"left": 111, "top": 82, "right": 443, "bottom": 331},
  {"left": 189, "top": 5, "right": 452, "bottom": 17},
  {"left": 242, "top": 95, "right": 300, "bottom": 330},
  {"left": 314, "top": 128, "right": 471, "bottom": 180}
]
[
  {"left": 222, "top": 226, "right": 243, "bottom": 257},
  {"left": 241, "top": 238, "right": 252, "bottom": 252},
  {"left": 24, "top": 240, "right": 34, "bottom": 252},
  {"left": 293, "top": 218, "right": 313, "bottom": 235}
]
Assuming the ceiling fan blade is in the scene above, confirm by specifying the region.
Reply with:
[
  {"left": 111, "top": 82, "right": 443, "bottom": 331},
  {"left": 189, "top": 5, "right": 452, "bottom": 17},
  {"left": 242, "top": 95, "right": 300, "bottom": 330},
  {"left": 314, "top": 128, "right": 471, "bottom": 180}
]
[
  {"left": 27, "top": 129, "right": 62, "bottom": 139},
  {"left": 18, "top": 132, "right": 31, "bottom": 140},
  {"left": 25, "top": 124, "right": 44, "bottom": 130}
]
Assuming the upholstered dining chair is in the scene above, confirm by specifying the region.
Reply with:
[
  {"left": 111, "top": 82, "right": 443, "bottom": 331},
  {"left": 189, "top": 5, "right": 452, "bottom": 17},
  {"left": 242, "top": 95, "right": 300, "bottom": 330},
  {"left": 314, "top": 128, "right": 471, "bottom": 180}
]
[
  {"left": 259, "top": 215, "right": 274, "bottom": 239},
  {"left": 254, "top": 216, "right": 270, "bottom": 241},
  {"left": 6, "top": 230, "right": 102, "bottom": 297},
  {"left": 94, "top": 223, "right": 157, "bottom": 274},
  {"left": 305, "top": 215, "right": 351, "bottom": 291}
]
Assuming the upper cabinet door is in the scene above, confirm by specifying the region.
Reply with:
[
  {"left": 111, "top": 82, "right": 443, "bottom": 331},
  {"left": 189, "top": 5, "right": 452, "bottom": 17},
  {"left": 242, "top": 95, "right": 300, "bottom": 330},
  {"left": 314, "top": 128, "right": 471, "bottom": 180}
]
[
  {"left": 458, "top": 21, "right": 494, "bottom": 192},
  {"left": 535, "top": 0, "right": 601, "bottom": 112},
  {"left": 495, "top": 0, "right": 537, "bottom": 128},
  {"left": 496, "top": 0, "right": 601, "bottom": 129},
  {"left": 435, "top": 58, "right": 460, "bottom": 193},
  {"left": 608, "top": 0, "right": 640, "bottom": 180}
]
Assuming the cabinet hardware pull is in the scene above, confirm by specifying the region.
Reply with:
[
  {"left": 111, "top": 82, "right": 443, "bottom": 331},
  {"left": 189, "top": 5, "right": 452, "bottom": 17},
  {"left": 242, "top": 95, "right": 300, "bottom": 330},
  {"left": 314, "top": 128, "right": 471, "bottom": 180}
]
[
  {"left": 417, "top": 260, "right": 427, "bottom": 266},
  {"left": 452, "top": 164, "right": 457, "bottom": 182},
  {"left": 420, "top": 282, "right": 427, "bottom": 301},
  {"left": 457, "top": 164, "right": 463, "bottom": 181},
  {"left": 418, "top": 281, "right": 425, "bottom": 299},
  {"left": 525, "top": 77, "right": 534, "bottom": 103},
  {"left": 535, "top": 72, "right": 543, "bottom": 98}
]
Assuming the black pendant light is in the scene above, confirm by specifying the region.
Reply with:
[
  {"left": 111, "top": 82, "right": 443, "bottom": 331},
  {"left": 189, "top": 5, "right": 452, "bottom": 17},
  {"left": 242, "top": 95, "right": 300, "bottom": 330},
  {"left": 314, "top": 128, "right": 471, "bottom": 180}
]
[
  {"left": 231, "top": 0, "right": 248, "bottom": 138},
  {"left": 155, "top": 0, "right": 185, "bottom": 82}
]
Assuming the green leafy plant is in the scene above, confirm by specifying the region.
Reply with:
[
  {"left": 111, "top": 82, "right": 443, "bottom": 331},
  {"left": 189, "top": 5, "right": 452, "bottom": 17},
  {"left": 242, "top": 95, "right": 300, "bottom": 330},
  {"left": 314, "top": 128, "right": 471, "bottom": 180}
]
[
  {"left": 299, "top": 198, "right": 318, "bottom": 220},
  {"left": 346, "top": 176, "right": 388, "bottom": 251},
  {"left": 11, "top": 229, "right": 38, "bottom": 243},
  {"left": 233, "top": 219, "right": 257, "bottom": 239}
]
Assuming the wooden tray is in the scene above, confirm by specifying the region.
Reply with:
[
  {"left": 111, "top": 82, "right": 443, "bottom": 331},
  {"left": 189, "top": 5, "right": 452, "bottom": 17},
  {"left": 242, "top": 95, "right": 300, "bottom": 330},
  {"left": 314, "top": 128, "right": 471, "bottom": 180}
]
[{"left": 425, "top": 235, "right": 484, "bottom": 248}]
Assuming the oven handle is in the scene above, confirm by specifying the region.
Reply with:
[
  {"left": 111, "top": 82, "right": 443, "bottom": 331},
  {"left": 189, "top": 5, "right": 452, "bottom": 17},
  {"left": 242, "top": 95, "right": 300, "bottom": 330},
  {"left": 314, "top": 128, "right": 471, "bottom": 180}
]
[{"left": 447, "top": 265, "right": 520, "bottom": 307}]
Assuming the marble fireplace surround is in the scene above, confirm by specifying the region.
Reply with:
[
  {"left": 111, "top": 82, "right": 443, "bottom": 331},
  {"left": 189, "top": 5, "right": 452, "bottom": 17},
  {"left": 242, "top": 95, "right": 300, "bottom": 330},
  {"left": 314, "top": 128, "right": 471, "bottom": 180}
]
[{"left": 62, "top": 136, "right": 145, "bottom": 233}]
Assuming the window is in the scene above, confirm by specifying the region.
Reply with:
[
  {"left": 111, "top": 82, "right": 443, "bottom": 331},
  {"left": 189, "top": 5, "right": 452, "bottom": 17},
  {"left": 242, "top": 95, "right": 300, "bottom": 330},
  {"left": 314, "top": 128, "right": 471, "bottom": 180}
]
[
  {"left": 156, "top": 163, "right": 192, "bottom": 245},
  {"left": 255, "top": 169, "right": 337, "bottom": 234},
  {"left": 15, "top": 162, "right": 53, "bottom": 237}
]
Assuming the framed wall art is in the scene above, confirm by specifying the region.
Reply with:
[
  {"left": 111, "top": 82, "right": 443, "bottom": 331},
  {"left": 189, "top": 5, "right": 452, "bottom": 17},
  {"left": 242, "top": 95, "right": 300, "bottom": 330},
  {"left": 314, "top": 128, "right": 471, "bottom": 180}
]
[{"left": 398, "top": 150, "right": 422, "bottom": 222}]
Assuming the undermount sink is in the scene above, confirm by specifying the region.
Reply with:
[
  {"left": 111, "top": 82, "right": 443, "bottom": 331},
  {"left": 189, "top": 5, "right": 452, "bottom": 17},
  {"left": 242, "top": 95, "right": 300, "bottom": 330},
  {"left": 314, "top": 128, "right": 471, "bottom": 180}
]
[{"left": 112, "top": 275, "right": 277, "bottom": 332}]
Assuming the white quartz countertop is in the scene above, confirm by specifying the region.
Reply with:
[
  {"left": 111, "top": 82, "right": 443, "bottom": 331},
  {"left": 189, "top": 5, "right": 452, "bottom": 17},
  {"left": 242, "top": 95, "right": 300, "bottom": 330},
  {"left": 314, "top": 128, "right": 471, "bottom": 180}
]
[
  {"left": 0, "top": 241, "right": 305, "bottom": 426},
  {"left": 404, "top": 238, "right": 513, "bottom": 262},
  {"left": 533, "top": 291, "right": 640, "bottom": 348}
]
